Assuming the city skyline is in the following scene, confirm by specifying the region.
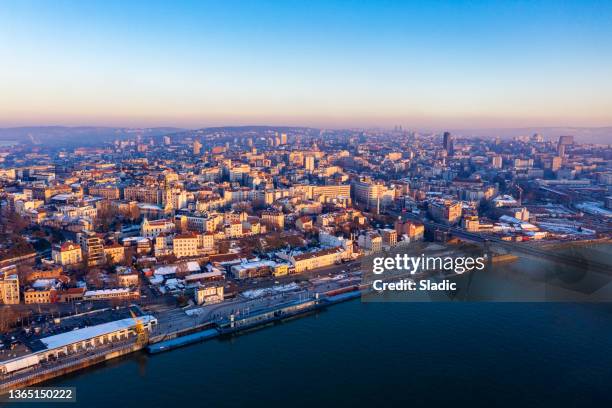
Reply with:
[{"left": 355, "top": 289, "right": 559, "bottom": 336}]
[
  {"left": 1, "top": 2, "right": 612, "bottom": 406},
  {"left": 1, "top": 0, "right": 612, "bottom": 129}
]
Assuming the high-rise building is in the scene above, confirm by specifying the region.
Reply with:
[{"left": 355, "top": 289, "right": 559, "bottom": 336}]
[
  {"left": 557, "top": 143, "right": 565, "bottom": 157},
  {"left": 551, "top": 156, "right": 562, "bottom": 172},
  {"left": 305, "top": 156, "right": 315, "bottom": 172},
  {"left": 492, "top": 155, "right": 503, "bottom": 169},
  {"left": 193, "top": 140, "right": 202, "bottom": 155},
  {"left": 280, "top": 133, "right": 288, "bottom": 145},
  {"left": 557, "top": 135, "right": 573, "bottom": 156},
  {"left": 443, "top": 131, "right": 454, "bottom": 155}
]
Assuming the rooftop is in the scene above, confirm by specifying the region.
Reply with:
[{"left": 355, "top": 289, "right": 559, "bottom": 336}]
[{"left": 39, "top": 315, "right": 156, "bottom": 350}]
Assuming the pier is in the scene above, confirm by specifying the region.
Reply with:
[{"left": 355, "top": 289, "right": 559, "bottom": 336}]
[{"left": 0, "top": 287, "right": 363, "bottom": 392}]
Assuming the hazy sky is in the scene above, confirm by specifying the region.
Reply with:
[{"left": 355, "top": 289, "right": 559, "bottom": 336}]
[{"left": 1, "top": 0, "right": 611, "bottom": 129}]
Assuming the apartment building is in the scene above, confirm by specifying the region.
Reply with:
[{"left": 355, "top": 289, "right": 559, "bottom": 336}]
[
  {"left": 261, "top": 210, "right": 285, "bottom": 229},
  {"left": 24, "top": 288, "right": 57, "bottom": 304},
  {"left": 358, "top": 232, "right": 383, "bottom": 253},
  {"left": 52, "top": 241, "right": 83, "bottom": 266},
  {"left": 173, "top": 233, "right": 199, "bottom": 258},
  {"left": 428, "top": 199, "right": 463, "bottom": 225},
  {"left": 394, "top": 220, "right": 425, "bottom": 242},
  {"left": 78, "top": 231, "right": 106, "bottom": 267},
  {"left": 285, "top": 247, "right": 345, "bottom": 273},
  {"left": 88, "top": 185, "right": 120, "bottom": 199},
  {"left": 0, "top": 266, "right": 20, "bottom": 304},
  {"left": 124, "top": 186, "right": 162, "bottom": 204},
  {"left": 104, "top": 243, "right": 126, "bottom": 264}
]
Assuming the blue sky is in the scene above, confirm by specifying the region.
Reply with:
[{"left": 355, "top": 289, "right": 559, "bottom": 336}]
[{"left": 1, "top": 0, "right": 611, "bottom": 128}]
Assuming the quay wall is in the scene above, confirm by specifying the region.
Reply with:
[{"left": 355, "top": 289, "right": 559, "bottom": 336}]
[{"left": 0, "top": 343, "right": 142, "bottom": 394}]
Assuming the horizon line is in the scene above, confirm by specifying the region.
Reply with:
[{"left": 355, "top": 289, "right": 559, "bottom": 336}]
[{"left": 2, "top": 124, "right": 612, "bottom": 131}]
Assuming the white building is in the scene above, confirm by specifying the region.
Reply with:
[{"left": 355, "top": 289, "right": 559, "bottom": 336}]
[
  {"left": 141, "top": 218, "right": 175, "bottom": 238},
  {"left": 0, "top": 316, "right": 157, "bottom": 375}
]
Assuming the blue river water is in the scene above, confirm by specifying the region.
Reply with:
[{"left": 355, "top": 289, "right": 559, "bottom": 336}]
[{"left": 39, "top": 300, "right": 612, "bottom": 408}]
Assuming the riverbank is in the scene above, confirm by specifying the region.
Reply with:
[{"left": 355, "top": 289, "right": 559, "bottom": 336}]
[
  {"left": 0, "top": 287, "right": 362, "bottom": 393},
  {"left": 0, "top": 342, "right": 142, "bottom": 394},
  {"left": 42, "top": 301, "right": 612, "bottom": 408}
]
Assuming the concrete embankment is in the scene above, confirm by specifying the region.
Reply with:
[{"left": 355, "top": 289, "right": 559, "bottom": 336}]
[
  {"left": 2, "top": 288, "right": 365, "bottom": 389},
  {"left": 147, "top": 289, "right": 363, "bottom": 355},
  {"left": 538, "top": 238, "right": 611, "bottom": 251},
  {"left": 0, "top": 343, "right": 142, "bottom": 394},
  {"left": 491, "top": 253, "right": 519, "bottom": 264}
]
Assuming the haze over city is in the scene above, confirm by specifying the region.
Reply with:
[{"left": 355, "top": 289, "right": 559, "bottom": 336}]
[
  {"left": 1, "top": 1, "right": 612, "bottom": 406},
  {"left": 1, "top": 0, "right": 612, "bottom": 129}
]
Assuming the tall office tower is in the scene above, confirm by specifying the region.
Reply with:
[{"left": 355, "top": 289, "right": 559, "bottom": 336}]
[
  {"left": 163, "top": 136, "right": 171, "bottom": 145},
  {"left": 557, "top": 143, "right": 565, "bottom": 157},
  {"left": 492, "top": 155, "right": 503, "bottom": 169},
  {"left": 551, "top": 156, "right": 562, "bottom": 172},
  {"left": 280, "top": 133, "right": 288, "bottom": 145},
  {"left": 305, "top": 156, "right": 315, "bottom": 172},
  {"left": 443, "top": 131, "right": 454, "bottom": 155},
  {"left": 193, "top": 140, "right": 202, "bottom": 155},
  {"left": 557, "top": 135, "right": 573, "bottom": 156}
]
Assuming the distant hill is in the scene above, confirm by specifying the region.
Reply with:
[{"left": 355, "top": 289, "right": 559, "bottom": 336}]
[
  {"left": 167, "top": 125, "right": 317, "bottom": 138},
  {"left": 445, "top": 127, "right": 612, "bottom": 144},
  {"left": 1, "top": 125, "right": 610, "bottom": 145},
  {"left": 0, "top": 126, "right": 185, "bottom": 146},
  {"left": 200, "top": 125, "right": 313, "bottom": 132}
]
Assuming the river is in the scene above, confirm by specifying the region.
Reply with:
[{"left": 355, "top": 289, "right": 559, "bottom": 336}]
[{"left": 30, "top": 244, "right": 612, "bottom": 407}]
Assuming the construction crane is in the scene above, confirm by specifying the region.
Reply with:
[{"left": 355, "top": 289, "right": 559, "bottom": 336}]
[{"left": 130, "top": 310, "right": 149, "bottom": 347}]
